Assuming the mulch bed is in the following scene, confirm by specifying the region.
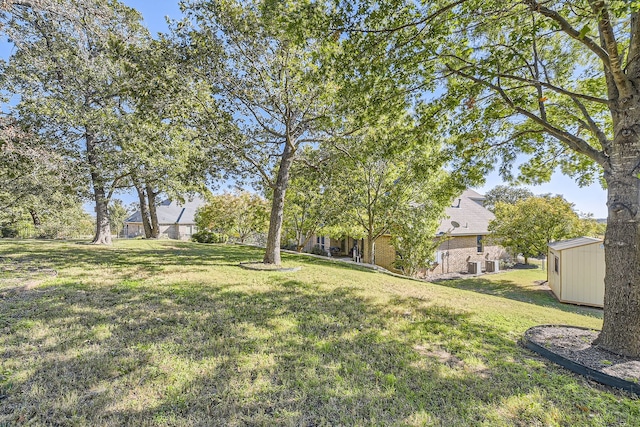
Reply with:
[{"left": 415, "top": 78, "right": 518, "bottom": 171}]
[{"left": 525, "top": 325, "right": 640, "bottom": 394}]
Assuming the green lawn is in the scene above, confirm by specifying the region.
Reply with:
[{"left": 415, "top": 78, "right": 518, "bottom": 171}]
[{"left": 0, "top": 239, "right": 636, "bottom": 426}]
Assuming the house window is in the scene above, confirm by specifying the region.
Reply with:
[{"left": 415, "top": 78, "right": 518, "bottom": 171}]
[
  {"left": 476, "top": 235, "right": 484, "bottom": 253},
  {"left": 554, "top": 256, "right": 559, "bottom": 274}
]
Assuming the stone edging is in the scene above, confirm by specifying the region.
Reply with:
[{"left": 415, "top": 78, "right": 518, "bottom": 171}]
[{"left": 523, "top": 325, "right": 640, "bottom": 395}]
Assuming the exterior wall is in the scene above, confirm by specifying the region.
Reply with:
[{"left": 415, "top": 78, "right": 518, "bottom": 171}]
[
  {"left": 303, "top": 235, "right": 333, "bottom": 254},
  {"left": 430, "top": 235, "right": 506, "bottom": 275},
  {"left": 125, "top": 223, "right": 144, "bottom": 238},
  {"left": 560, "top": 243, "right": 604, "bottom": 307},
  {"left": 363, "top": 235, "right": 398, "bottom": 271},
  {"left": 547, "top": 248, "right": 561, "bottom": 299},
  {"left": 125, "top": 223, "right": 197, "bottom": 240}
]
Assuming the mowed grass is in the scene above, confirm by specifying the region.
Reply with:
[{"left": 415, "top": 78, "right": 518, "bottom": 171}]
[{"left": 0, "top": 240, "right": 636, "bottom": 426}]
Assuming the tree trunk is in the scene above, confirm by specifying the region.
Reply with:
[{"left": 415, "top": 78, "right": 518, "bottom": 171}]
[
  {"left": 134, "top": 181, "right": 153, "bottom": 238},
  {"left": 87, "top": 131, "right": 111, "bottom": 245},
  {"left": 146, "top": 184, "right": 160, "bottom": 238},
  {"left": 263, "top": 143, "right": 296, "bottom": 265},
  {"left": 593, "top": 108, "right": 640, "bottom": 357},
  {"left": 28, "top": 209, "right": 41, "bottom": 227},
  {"left": 365, "top": 235, "right": 376, "bottom": 265}
]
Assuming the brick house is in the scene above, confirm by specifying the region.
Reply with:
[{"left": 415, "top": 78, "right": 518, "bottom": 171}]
[
  {"left": 429, "top": 189, "right": 506, "bottom": 275},
  {"left": 308, "top": 189, "right": 506, "bottom": 275}
]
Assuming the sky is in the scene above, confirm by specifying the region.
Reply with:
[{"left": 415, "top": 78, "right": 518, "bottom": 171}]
[{"left": 1, "top": 0, "right": 610, "bottom": 218}]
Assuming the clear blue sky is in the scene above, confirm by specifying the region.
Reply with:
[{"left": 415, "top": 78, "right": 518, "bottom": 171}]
[{"left": 1, "top": 0, "right": 610, "bottom": 218}]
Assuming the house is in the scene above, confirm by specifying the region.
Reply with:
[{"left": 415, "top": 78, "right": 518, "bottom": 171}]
[
  {"left": 547, "top": 237, "right": 604, "bottom": 307},
  {"left": 307, "top": 189, "right": 506, "bottom": 274},
  {"left": 124, "top": 197, "right": 206, "bottom": 240},
  {"left": 429, "top": 189, "right": 506, "bottom": 275}
]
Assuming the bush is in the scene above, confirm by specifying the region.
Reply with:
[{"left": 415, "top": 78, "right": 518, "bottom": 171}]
[
  {"left": 191, "top": 230, "right": 228, "bottom": 244},
  {"left": 0, "top": 225, "right": 19, "bottom": 238},
  {"left": 309, "top": 245, "right": 328, "bottom": 256}
]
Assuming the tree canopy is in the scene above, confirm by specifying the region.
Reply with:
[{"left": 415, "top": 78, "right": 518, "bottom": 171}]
[{"left": 488, "top": 195, "right": 589, "bottom": 263}]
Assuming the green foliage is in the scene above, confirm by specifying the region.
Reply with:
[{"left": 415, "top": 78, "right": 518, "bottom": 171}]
[
  {"left": 108, "top": 200, "right": 130, "bottom": 237},
  {"left": 191, "top": 230, "right": 228, "bottom": 244},
  {"left": 483, "top": 185, "right": 534, "bottom": 213},
  {"left": 488, "top": 195, "right": 588, "bottom": 260},
  {"left": 321, "top": 110, "right": 460, "bottom": 269},
  {"left": 282, "top": 149, "right": 336, "bottom": 251},
  {"left": 195, "top": 191, "right": 269, "bottom": 243},
  {"left": 0, "top": 0, "right": 151, "bottom": 243},
  {"left": 309, "top": 244, "right": 327, "bottom": 256}
]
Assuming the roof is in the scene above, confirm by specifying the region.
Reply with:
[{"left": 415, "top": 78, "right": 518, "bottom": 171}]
[
  {"left": 436, "top": 189, "right": 495, "bottom": 236},
  {"left": 125, "top": 197, "right": 207, "bottom": 225},
  {"left": 548, "top": 237, "right": 603, "bottom": 251}
]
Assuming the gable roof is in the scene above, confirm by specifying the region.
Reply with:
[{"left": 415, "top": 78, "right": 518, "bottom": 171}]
[
  {"left": 436, "top": 189, "right": 495, "bottom": 236},
  {"left": 548, "top": 237, "right": 602, "bottom": 251},
  {"left": 125, "top": 197, "right": 206, "bottom": 226}
]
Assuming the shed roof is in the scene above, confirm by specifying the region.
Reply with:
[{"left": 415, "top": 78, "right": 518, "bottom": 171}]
[
  {"left": 436, "top": 189, "right": 495, "bottom": 236},
  {"left": 125, "top": 197, "right": 206, "bottom": 226},
  {"left": 548, "top": 236, "right": 602, "bottom": 251}
]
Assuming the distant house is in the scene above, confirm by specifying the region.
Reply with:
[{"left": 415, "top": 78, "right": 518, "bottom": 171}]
[
  {"left": 306, "top": 189, "right": 506, "bottom": 275},
  {"left": 547, "top": 237, "right": 604, "bottom": 308},
  {"left": 124, "top": 197, "right": 206, "bottom": 240},
  {"left": 430, "top": 189, "right": 506, "bottom": 275}
]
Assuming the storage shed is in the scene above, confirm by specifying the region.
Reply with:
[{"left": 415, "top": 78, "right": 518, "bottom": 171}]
[{"left": 547, "top": 237, "right": 604, "bottom": 308}]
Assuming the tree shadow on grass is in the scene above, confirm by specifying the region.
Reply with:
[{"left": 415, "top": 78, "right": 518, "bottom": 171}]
[
  {"left": 0, "top": 277, "right": 625, "bottom": 426},
  {"left": 432, "top": 277, "right": 602, "bottom": 318},
  {"left": 0, "top": 240, "right": 267, "bottom": 278}
]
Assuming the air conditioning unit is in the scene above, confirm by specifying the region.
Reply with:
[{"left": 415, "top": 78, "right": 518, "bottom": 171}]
[
  {"left": 485, "top": 260, "right": 499, "bottom": 273},
  {"left": 468, "top": 261, "right": 482, "bottom": 275}
]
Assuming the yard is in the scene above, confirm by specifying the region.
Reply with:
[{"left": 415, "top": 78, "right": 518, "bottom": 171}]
[{"left": 0, "top": 239, "right": 636, "bottom": 426}]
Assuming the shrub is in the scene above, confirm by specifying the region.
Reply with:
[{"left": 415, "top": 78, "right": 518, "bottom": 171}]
[
  {"left": 309, "top": 245, "right": 328, "bottom": 256},
  {"left": 191, "top": 230, "right": 228, "bottom": 244}
]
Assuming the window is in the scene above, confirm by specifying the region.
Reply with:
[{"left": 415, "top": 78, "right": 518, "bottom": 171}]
[
  {"left": 554, "top": 256, "right": 559, "bottom": 274},
  {"left": 476, "top": 235, "right": 484, "bottom": 253}
]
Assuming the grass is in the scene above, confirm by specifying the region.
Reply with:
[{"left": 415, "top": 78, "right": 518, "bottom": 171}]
[{"left": 0, "top": 239, "right": 637, "bottom": 426}]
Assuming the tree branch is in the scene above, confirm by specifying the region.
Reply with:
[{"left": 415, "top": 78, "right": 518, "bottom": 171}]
[
  {"left": 447, "top": 65, "right": 608, "bottom": 166},
  {"left": 524, "top": 0, "right": 611, "bottom": 69}
]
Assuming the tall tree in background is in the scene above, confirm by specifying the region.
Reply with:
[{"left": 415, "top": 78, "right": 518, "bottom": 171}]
[
  {"left": 488, "top": 195, "right": 587, "bottom": 264},
  {"left": 177, "top": 0, "right": 340, "bottom": 265},
  {"left": 0, "top": 0, "right": 149, "bottom": 244},
  {"left": 282, "top": 148, "right": 338, "bottom": 252}
]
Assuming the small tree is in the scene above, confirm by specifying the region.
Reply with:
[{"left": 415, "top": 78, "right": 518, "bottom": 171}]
[
  {"left": 195, "top": 191, "right": 269, "bottom": 244},
  {"left": 108, "top": 199, "right": 130, "bottom": 238},
  {"left": 488, "top": 195, "right": 586, "bottom": 264}
]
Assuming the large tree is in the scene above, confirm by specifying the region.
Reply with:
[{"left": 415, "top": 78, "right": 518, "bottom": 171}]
[
  {"left": 340, "top": 0, "right": 640, "bottom": 357},
  {"left": 0, "top": 0, "right": 149, "bottom": 244},
  {"left": 176, "top": 0, "right": 342, "bottom": 265}
]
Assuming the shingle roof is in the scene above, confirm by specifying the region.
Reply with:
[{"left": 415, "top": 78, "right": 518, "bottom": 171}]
[
  {"left": 548, "top": 237, "right": 602, "bottom": 251},
  {"left": 125, "top": 197, "right": 206, "bottom": 225},
  {"left": 436, "top": 189, "right": 495, "bottom": 236}
]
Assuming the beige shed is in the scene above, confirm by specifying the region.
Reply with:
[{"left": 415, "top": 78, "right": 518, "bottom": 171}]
[{"left": 547, "top": 237, "right": 604, "bottom": 308}]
